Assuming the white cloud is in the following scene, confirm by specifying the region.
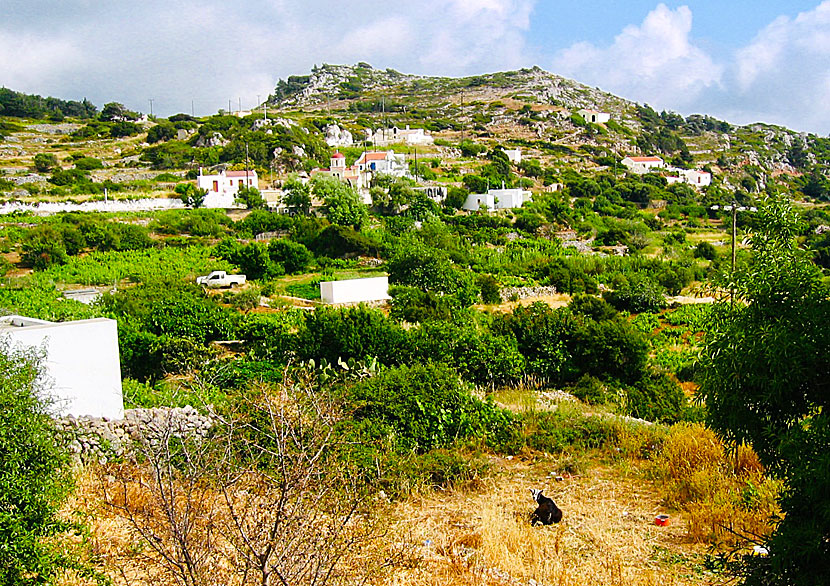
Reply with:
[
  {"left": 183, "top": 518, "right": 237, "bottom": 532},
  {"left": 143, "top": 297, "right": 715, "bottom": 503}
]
[
  {"left": 0, "top": 0, "right": 538, "bottom": 116},
  {"left": 726, "top": 1, "right": 830, "bottom": 132},
  {"left": 551, "top": 4, "right": 723, "bottom": 109},
  {"left": 335, "top": 17, "right": 415, "bottom": 60},
  {"left": 0, "top": 32, "right": 82, "bottom": 93}
]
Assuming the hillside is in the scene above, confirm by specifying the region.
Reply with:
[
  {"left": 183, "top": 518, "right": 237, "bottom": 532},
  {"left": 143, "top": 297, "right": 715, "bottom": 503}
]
[{"left": 0, "top": 64, "right": 828, "bottom": 586}]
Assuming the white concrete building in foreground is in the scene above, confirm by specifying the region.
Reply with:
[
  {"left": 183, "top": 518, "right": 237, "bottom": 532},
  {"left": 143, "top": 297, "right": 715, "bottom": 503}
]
[
  {"left": 0, "top": 315, "right": 123, "bottom": 419},
  {"left": 320, "top": 276, "right": 391, "bottom": 304}
]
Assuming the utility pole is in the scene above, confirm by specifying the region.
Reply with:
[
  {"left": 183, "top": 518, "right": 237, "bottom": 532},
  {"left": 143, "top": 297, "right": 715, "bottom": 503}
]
[
  {"left": 148, "top": 98, "right": 154, "bottom": 117},
  {"left": 460, "top": 90, "right": 465, "bottom": 142},
  {"left": 245, "top": 142, "right": 250, "bottom": 186},
  {"left": 191, "top": 99, "right": 194, "bottom": 117},
  {"left": 228, "top": 99, "right": 232, "bottom": 115},
  {"left": 711, "top": 202, "right": 757, "bottom": 305}
]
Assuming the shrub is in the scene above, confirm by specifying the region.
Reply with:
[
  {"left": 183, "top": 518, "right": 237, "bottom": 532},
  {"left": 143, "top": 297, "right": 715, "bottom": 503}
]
[
  {"left": 0, "top": 342, "right": 93, "bottom": 583},
  {"left": 477, "top": 274, "right": 501, "bottom": 304},
  {"left": 694, "top": 241, "right": 717, "bottom": 260},
  {"left": 268, "top": 239, "right": 313, "bottom": 274},
  {"left": 603, "top": 275, "right": 667, "bottom": 313},
  {"left": 295, "top": 306, "right": 410, "bottom": 366},
  {"left": 73, "top": 156, "right": 104, "bottom": 170},
  {"left": 624, "top": 370, "right": 685, "bottom": 423},
  {"left": 344, "top": 363, "right": 516, "bottom": 453}
]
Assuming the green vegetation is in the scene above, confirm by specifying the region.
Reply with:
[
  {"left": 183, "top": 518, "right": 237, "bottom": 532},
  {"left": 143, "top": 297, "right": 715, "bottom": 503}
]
[
  {"left": 1, "top": 64, "right": 830, "bottom": 586},
  {"left": 0, "top": 343, "right": 100, "bottom": 584}
]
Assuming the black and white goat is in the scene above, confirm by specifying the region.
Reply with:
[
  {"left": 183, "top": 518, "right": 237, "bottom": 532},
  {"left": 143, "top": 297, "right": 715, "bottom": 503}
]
[{"left": 530, "top": 488, "right": 562, "bottom": 525}]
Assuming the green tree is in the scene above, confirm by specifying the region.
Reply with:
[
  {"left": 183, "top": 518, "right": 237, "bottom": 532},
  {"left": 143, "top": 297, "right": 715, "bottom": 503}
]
[
  {"left": 99, "top": 101, "right": 137, "bottom": 122},
  {"left": 282, "top": 175, "right": 312, "bottom": 214},
  {"left": 33, "top": 153, "right": 59, "bottom": 173},
  {"left": 0, "top": 343, "right": 92, "bottom": 584},
  {"left": 175, "top": 183, "right": 208, "bottom": 209},
  {"left": 235, "top": 186, "right": 267, "bottom": 210},
  {"left": 699, "top": 199, "right": 830, "bottom": 584},
  {"left": 268, "top": 238, "right": 313, "bottom": 274},
  {"left": 313, "top": 176, "right": 368, "bottom": 229}
]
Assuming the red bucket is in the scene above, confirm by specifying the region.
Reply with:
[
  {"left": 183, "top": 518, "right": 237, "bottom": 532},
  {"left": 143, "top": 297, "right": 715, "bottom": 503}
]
[{"left": 654, "top": 515, "right": 670, "bottom": 526}]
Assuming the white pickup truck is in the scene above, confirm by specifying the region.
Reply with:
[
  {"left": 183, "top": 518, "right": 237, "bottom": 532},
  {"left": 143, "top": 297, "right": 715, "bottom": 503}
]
[{"left": 196, "top": 271, "right": 247, "bottom": 288}]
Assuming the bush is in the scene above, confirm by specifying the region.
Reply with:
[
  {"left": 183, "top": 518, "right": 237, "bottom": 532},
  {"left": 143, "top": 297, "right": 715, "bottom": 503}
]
[
  {"left": 20, "top": 227, "right": 69, "bottom": 269},
  {"left": 477, "top": 274, "right": 501, "bottom": 304},
  {"left": 73, "top": 156, "right": 104, "bottom": 170},
  {"left": 0, "top": 342, "right": 89, "bottom": 584},
  {"left": 344, "top": 363, "right": 516, "bottom": 453},
  {"left": 603, "top": 275, "right": 667, "bottom": 313},
  {"left": 693, "top": 241, "right": 717, "bottom": 260},
  {"left": 268, "top": 239, "right": 313, "bottom": 274},
  {"left": 624, "top": 370, "right": 686, "bottom": 423},
  {"left": 295, "top": 306, "right": 410, "bottom": 366}
]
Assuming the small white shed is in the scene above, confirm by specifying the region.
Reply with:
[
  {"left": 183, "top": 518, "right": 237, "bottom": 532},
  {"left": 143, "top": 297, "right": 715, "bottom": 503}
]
[
  {"left": 0, "top": 315, "right": 124, "bottom": 419},
  {"left": 319, "top": 276, "right": 391, "bottom": 304}
]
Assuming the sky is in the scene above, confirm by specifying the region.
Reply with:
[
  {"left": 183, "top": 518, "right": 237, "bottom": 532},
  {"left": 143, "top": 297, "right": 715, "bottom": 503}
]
[{"left": 2, "top": 1, "right": 830, "bottom": 135}]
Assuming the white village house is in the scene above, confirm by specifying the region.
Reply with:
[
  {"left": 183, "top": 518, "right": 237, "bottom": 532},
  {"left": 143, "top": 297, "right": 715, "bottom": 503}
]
[
  {"left": 577, "top": 109, "right": 611, "bottom": 124},
  {"left": 666, "top": 168, "right": 712, "bottom": 188},
  {"left": 462, "top": 186, "right": 532, "bottom": 212},
  {"left": 503, "top": 148, "right": 522, "bottom": 164},
  {"left": 1, "top": 315, "right": 123, "bottom": 420},
  {"left": 366, "top": 125, "right": 434, "bottom": 146},
  {"left": 621, "top": 156, "right": 665, "bottom": 174},
  {"left": 197, "top": 168, "right": 259, "bottom": 208},
  {"left": 320, "top": 276, "right": 391, "bottom": 304},
  {"left": 311, "top": 150, "right": 409, "bottom": 200}
]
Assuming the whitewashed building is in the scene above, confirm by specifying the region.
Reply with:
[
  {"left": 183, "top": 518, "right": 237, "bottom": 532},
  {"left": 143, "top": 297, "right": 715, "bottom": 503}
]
[
  {"left": 311, "top": 150, "right": 409, "bottom": 200},
  {"left": 578, "top": 109, "right": 611, "bottom": 124},
  {"left": 320, "top": 276, "right": 391, "bottom": 304},
  {"left": 0, "top": 315, "right": 123, "bottom": 419},
  {"left": 462, "top": 187, "right": 532, "bottom": 211},
  {"left": 197, "top": 168, "right": 259, "bottom": 208},
  {"left": 503, "top": 148, "right": 522, "bottom": 164},
  {"left": 665, "top": 168, "right": 712, "bottom": 188},
  {"left": 621, "top": 156, "right": 665, "bottom": 174},
  {"left": 367, "top": 125, "right": 434, "bottom": 146}
]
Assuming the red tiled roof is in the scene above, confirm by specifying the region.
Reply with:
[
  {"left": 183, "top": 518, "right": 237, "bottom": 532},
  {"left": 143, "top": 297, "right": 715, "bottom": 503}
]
[
  {"left": 226, "top": 170, "right": 257, "bottom": 177},
  {"left": 626, "top": 156, "right": 662, "bottom": 162},
  {"left": 360, "top": 152, "right": 389, "bottom": 162},
  {"left": 331, "top": 152, "right": 345, "bottom": 159}
]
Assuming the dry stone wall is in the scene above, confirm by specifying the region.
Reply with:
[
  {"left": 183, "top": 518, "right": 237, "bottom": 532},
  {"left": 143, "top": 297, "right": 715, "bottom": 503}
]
[
  {"left": 55, "top": 405, "right": 213, "bottom": 464},
  {"left": 499, "top": 285, "right": 558, "bottom": 303}
]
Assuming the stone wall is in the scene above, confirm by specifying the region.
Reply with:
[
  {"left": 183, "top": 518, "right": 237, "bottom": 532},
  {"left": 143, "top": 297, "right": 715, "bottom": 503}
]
[
  {"left": 55, "top": 405, "right": 213, "bottom": 464},
  {"left": 499, "top": 285, "right": 558, "bottom": 303}
]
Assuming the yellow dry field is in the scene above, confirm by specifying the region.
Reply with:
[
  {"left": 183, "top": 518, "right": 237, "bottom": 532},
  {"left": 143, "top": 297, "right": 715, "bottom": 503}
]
[
  {"left": 476, "top": 294, "right": 572, "bottom": 313},
  {"left": 66, "top": 455, "right": 711, "bottom": 586},
  {"left": 379, "top": 458, "right": 708, "bottom": 586}
]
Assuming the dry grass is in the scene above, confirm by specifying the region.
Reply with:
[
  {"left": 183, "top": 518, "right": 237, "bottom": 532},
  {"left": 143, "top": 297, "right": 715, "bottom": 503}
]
[
  {"left": 59, "top": 419, "right": 778, "bottom": 586},
  {"left": 650, "top": 424, "right": 780, "bottom": 546},
  {"left": 374, "top": 459, "right": 708, "bottom": 586}
]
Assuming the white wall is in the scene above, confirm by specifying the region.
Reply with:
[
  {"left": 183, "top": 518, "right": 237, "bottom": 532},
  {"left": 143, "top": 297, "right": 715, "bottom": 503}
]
[
  {"left": 320, "top": 277, "right": 390, "bottom": 304},
  {"left": 1, "top": 317, "right": 124, "bottom": 419},
  {"left": 462, "top": 189, "right": 531, "bottom": 211}
]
